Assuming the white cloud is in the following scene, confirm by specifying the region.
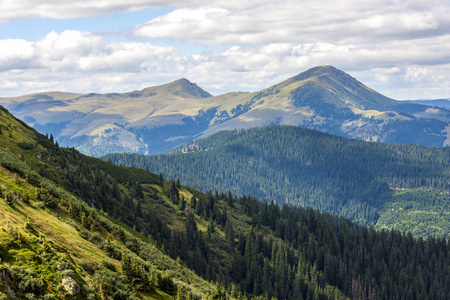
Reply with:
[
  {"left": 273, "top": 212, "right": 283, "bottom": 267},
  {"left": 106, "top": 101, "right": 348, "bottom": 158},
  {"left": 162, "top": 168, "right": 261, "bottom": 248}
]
[
  {"left": 1, "top": 0, "right": 450, "bottom": 99},
  {"left": 133, "top": 0, "right": 450, "bottom": 45},
  {"left": 0, "top": 0, "right": 274, "bottom": 24},
  {"left": 0, "top": 39, "right": 34, "bottom": 70},
  {"left": 0, "top": 31, "right": 446, "bottom": 98},
  {"left": 0, "top": 0, "right": 174, "bottom": 23},
  {"left": 1, "top": 29, "right": 450, "bottom": 99},
  {"left": 134, "top": 7, "right": 230, "bottom": 41}
]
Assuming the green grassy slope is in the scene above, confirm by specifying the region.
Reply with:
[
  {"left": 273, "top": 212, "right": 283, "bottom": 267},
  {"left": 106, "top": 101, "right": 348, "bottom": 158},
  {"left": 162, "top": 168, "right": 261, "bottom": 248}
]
[
  {"left": 2, "top": 106, "right": 450, "bottom": 300},
  {"left": 0, "top": 106, "right": 218, "bottom": 299},
  {"left": 0, "top": 104, "right": 348, "bottom": 300},
  {"left": 104, "top": 125, "right": 450, "bottom": 238}
]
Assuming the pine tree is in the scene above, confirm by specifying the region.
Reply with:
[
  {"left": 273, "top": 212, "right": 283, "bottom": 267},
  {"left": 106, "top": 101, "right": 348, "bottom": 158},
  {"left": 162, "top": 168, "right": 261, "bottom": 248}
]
[
  {"left": 178, "top": 196, "right": 186, "bottom": 211},
  {"left": 225, "top": 220, "right": 235, "bottom": 247},
  {"left": 227, "top": 191, "right": 234, "bottom": 207},
  {"left": 207, "top": 219, "right": 215, "bottom": 237},
  {"left": 211, "top": 283, "right": 228, "bottom": 300},
  {"left": 104, "top": 239, "right": 115, "bottom": 257},
  {"left": 190, "top": 196, "right": 197, "bottom": 210},
  {"left": 177, "top": 285, "right": 186, "bottom": 300},
  {"left": 6, "top": 191, "right": 14, "bottom": 207}
]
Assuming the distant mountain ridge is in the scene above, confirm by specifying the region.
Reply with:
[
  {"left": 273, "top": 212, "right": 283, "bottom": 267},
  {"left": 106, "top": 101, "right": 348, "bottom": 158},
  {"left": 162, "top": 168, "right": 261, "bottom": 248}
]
[
  {"left": 407, "top": 99, "right": 450, "bottom": 109},
  {"left": 1, "top": 66, "right": 449, "bottom": 156},
  {"left": 140, "top": 78, "right": 213, "bottom": 99},
  {"left": 104, "top": 125, "right": 450, "bottom": 238}
]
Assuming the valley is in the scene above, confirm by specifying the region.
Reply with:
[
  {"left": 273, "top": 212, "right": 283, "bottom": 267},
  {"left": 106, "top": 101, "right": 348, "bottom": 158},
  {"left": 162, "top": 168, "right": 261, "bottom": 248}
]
[
  {"left": 1, "top": 105, "right": 450, "bottom": 299},
  {"left": 1, "top": 66, "right": 450, "bottom": 300},
  {"left": 3, "top": 1, "right": 450, "bottom": 299},
  {"left": 104, "top": 125, "right": 450, "bottom": 238}
]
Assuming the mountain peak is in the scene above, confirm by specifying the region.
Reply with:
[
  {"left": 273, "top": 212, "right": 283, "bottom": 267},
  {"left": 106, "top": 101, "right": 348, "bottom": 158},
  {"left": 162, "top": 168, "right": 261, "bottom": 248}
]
[
  {"left": 291, "top": 65, "right": 351, "bottom": 82},
  {"left": 272, "top": 65, "right": 397, "bottom": 110},
  {"left": 154, "top": 78, "right": 212, "bottom": 99},
  {"left": 170, "top": 78, "right": 193, "bottom": 86}
]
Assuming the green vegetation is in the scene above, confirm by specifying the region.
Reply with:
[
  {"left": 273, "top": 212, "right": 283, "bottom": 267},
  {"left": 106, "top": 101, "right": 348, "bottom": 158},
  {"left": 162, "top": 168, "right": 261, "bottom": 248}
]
[
  {"left": 0, "top": 106, "right": 217, "bottom": 299},
  {"left": 104, "top": 125, "right": 450, "bottom": 238},
  {"left": 2, "top": 105, "right": 450, "bottom": 299}
]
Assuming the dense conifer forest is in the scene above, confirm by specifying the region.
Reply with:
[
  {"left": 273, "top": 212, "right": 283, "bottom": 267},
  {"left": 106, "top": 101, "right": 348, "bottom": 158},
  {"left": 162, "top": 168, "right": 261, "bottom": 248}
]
[{"left": 104, "top": 125, "right": 450, "bottom": 238}]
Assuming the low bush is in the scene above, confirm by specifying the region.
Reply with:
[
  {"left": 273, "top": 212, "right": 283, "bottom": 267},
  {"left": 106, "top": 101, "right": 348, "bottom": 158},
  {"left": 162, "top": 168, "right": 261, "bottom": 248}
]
[{"left": 10, "top": 265, "right": 44, "bottom": 295}]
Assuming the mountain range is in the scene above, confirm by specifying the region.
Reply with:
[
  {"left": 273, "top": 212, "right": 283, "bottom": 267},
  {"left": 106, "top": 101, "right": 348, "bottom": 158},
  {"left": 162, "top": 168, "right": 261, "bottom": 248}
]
[
  {"left": 408, "top": 99, "right": 450, "bottom": 109},
  {"left": 2, "top": 104, "right": 450, "bottom": 299},
  {"left": 1, "top": 66, "right": 449, "bottom": 157}
]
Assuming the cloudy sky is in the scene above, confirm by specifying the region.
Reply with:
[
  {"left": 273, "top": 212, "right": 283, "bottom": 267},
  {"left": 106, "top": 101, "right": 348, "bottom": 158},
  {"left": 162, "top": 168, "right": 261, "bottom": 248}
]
[{"left": 1, "top": 0, "right": 450, "bottom": 99}]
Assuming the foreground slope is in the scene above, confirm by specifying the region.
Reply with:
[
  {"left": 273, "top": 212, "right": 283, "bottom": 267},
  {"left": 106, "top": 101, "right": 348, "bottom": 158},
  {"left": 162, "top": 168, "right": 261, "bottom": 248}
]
[
  {"left": 0, "top": 105, "right": 220, "bottom": 299},
  {"left": 105, "top": 125, "right": 450, "bottom": 238},
  {"left": 1, "top": 66, "right": 449, "bottom": 157},
  {"left": 1, "top": 107, "right": 450, "bottom": 299}
]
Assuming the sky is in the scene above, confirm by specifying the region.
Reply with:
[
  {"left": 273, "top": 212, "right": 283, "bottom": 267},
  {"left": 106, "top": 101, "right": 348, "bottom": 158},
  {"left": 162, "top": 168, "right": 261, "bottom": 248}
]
[{"left": 1, "top": 0, "right": 450, "bottom": 100}]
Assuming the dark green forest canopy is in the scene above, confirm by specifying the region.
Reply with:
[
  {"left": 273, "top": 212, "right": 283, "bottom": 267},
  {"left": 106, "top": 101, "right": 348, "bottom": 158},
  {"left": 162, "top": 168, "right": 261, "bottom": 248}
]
[
  {"left": 103, "top": 125, "right": 450, "bottom": 237},
  {"left": 1, "top": 105, "right": 450, "bottom": 300}
]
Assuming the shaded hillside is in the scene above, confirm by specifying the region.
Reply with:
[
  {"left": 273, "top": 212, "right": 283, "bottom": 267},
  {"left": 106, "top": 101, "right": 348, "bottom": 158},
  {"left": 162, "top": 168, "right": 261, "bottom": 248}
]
[
  {"left": 2, "top": 107, "right": 450, "bottom": 300},
  {"left": 1, "top": 66, "right": 450, "bottom": 157},
  {"left": 104, "top": 125, "right": 450, "bottom": 237},
  {"left": 2, "top": 107, "right": 450, "bottom": 299},
  {"left": 0, "top": 105, "right": 222, "bottom": 299}
]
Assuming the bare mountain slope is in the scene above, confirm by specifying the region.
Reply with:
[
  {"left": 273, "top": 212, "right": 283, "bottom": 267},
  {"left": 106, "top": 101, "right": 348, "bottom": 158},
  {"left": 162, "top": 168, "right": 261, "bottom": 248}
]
[
  {"left": 1, "top": 66, "right": 449, "bottom": 156},
  {"left": 200, "top": 66, "right": 450, "bottom": 145}
]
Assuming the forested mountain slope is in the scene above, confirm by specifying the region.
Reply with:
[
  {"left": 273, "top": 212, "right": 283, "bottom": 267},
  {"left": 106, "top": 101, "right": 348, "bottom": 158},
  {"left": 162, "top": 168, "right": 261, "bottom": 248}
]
[
  {"left": 0, "top": 105, "right": 222, "bottom": 299},
  {"left": 104, "top": 125, "right": 450, "bottom": 238},
  {"left": 2, "top": 104, "right": 450, "bottom": 299},
  {"left": 1, "top": 66, "right": 449, "bottom": 157}
]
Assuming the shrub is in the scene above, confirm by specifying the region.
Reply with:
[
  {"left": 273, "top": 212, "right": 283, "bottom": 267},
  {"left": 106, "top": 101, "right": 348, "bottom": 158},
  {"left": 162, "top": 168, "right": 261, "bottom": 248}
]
[
  {"left": 94, "top": 269, "right": 139, "bottom": 300},
  {"left": 22, "top": 192, "right": 30, "bottom": 204},
  {"left": 156, "top": 270, "right": 177, "bottom": 296},
  {"left": 18, "top": 142, "right": 35, "bottom": 150},
  {"left": 5, "top": 192, "right": 14, "bottom": 207},
  {"left": 100, "top": 260, "right": 116, "bottom": 272},
  {"left": 89, "top": 232, "right": 105, "bottom": 247},
  {"left": 41, "top": 294, "right": 58, "bottom": 300},
  {"left": 81, "top": 284, "right": 97, "bottom": 300},
  {"left": 57, "top": 269, "right": 75, "bottom": 280},
  {"left": 78, "top": 230, "right": 91, "bottom": 240},
  {"left": 10, "top": 265, "right": 44, "bottom": 295},
  {"left": 80, "top": 259, "right": 98, "bottom": 275},
  {"left": 43, "top": 196, "right": 58, "bottom": 208},
  {"left": 33, "top": 201, "right": 46, "bottom": 209}
]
